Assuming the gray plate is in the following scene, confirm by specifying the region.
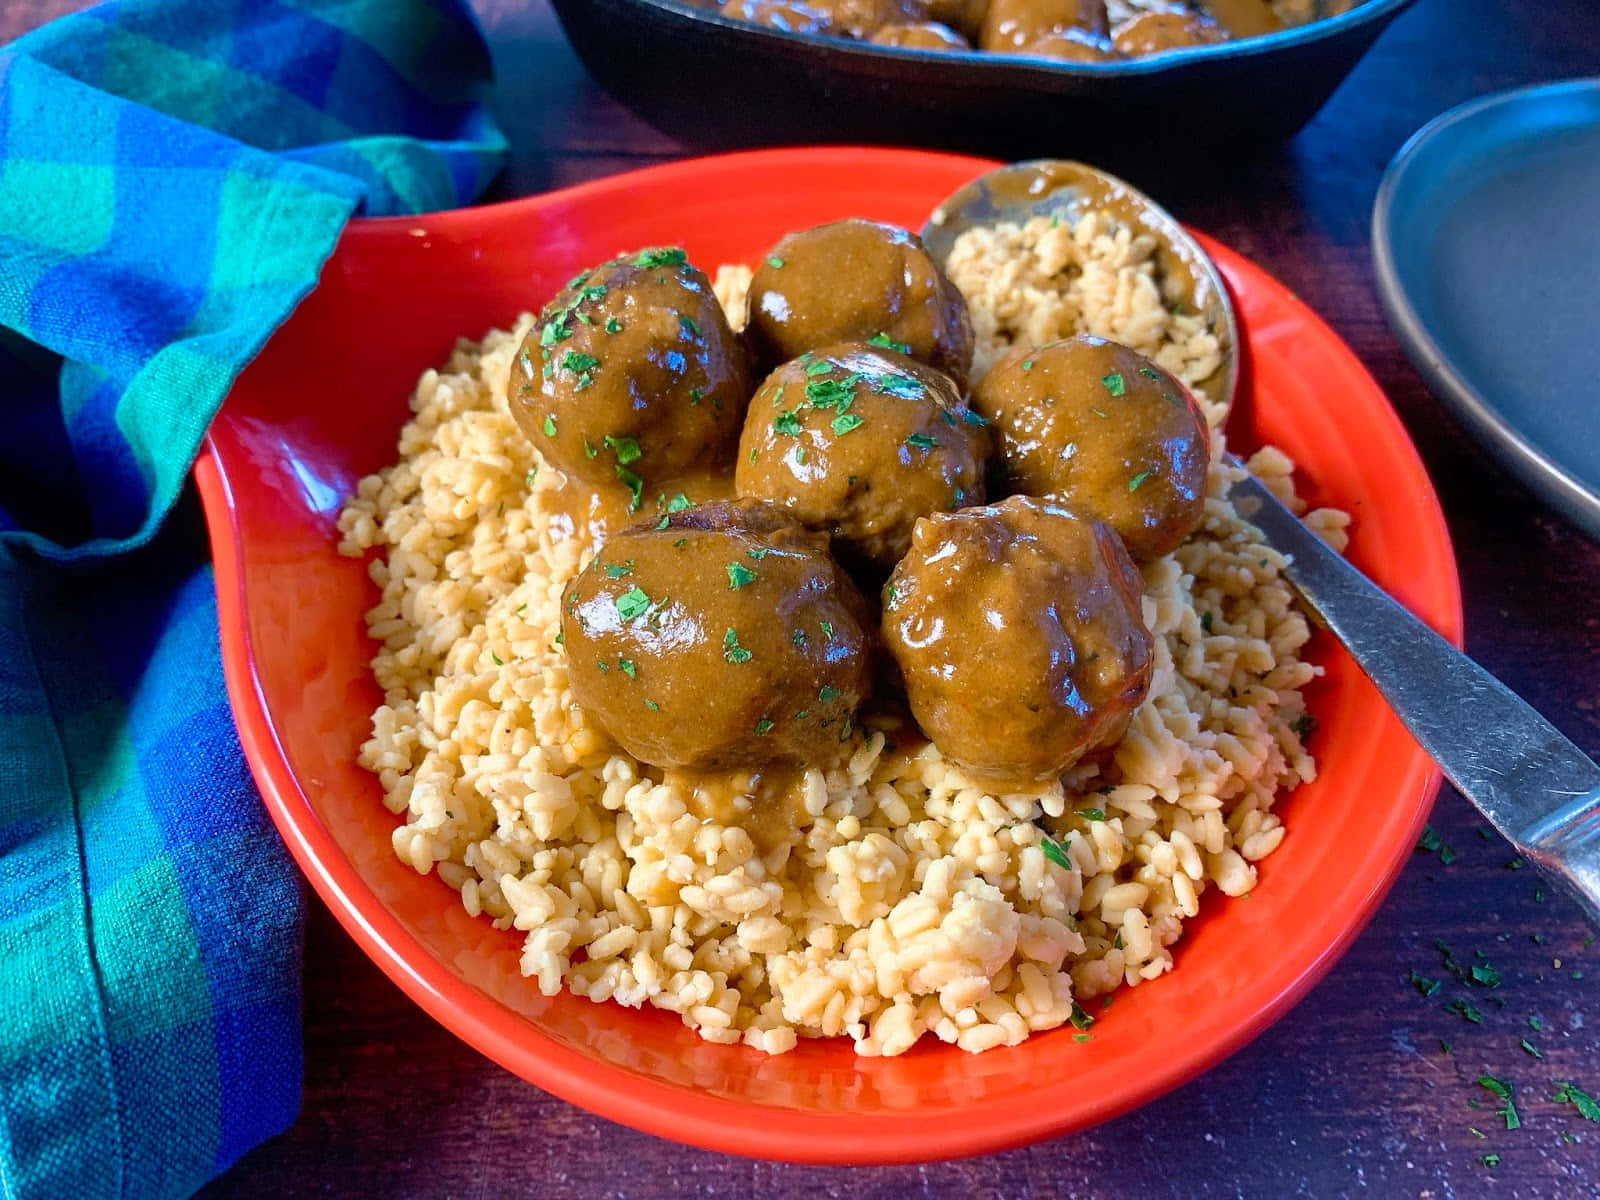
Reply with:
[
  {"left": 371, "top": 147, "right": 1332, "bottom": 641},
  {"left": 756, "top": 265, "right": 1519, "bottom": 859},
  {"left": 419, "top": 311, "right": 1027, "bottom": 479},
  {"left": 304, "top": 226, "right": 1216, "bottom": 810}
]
[{"left": 1373, "top": 78, "right": 1600, "bottom": 541}]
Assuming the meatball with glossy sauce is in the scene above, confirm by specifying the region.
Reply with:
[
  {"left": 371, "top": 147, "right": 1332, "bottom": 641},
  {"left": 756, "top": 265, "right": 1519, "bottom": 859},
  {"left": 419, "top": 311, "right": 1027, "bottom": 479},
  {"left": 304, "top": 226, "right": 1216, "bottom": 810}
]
[
  {"left": 870, "top": 20, "right": 970, "bottom": 48},
  {"left": 1111, "top": 10, "right": 1226, "bottom": 55},
  {"left": 561, "top": 499, "right": 872, "bottom": 770},
  {"left": 745, "top": 219, "right": 975, "bottom": 388},
  {"left": 808, "top": 0, "right": 926, "bottom": 36},
  {"left": 882, "top": 496, "right": 1152, "bottom": 784},
  {"left": 973, "top": 335, "right": 1209, "bottom": 560},
  {"left": 507, "top": 248, "right": 750, "bottom": 502},
  {"left": 735, "top": 343, "right": 990, "bottom": 572},
  {"left": 980, "top": 0, "right": 1106, "bottom": 50}
]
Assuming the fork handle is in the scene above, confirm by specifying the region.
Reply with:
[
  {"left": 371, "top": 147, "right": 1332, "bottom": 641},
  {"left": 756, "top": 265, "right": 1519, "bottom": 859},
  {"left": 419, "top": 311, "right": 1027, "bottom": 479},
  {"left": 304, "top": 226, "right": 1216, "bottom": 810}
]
[{"left": 1229, "top": 471, "right": 1600, "bottom": 929}]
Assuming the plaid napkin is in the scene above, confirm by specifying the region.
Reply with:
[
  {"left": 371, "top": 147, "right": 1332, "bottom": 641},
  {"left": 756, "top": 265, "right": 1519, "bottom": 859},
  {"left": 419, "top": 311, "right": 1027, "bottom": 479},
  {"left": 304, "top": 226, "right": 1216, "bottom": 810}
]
[{"left": 0, "top": 2, "right": 505, "bottom": 1196}]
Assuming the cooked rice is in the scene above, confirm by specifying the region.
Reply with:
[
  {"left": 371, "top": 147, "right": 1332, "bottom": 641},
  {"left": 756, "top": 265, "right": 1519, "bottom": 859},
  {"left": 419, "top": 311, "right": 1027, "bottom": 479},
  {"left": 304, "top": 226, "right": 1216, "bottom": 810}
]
[{"left": 337, "top": 215, "right": 1346, "bottom": 1057}]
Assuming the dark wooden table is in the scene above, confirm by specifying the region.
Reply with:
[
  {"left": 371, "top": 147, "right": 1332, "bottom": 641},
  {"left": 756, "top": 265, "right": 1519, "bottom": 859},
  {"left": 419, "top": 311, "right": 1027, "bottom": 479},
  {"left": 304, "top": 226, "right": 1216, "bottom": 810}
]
[{"left": 11, "top": 0, "right": 1599, "bottom": 1195}]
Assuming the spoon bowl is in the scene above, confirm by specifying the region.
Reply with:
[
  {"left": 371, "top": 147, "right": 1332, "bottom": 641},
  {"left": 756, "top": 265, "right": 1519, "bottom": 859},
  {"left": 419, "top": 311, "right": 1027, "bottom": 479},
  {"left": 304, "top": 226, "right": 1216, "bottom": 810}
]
[{"left": 920, "top": 159, "right": 1239, "bottom": 419}]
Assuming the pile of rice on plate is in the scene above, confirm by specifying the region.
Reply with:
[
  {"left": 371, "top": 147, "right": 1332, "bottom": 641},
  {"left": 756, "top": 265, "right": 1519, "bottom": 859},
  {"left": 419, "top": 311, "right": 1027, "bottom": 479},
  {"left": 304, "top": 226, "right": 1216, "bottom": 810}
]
[{"left": 336, "top": 207, "right": 1350, "bottom": 1057}]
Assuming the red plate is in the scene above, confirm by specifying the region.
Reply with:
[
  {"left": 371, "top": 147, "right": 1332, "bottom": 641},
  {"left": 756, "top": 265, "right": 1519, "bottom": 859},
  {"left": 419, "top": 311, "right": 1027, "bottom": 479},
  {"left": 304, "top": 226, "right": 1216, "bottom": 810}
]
[{"left": 196, "top": 148, "right": 1462, "bottom": 1164}]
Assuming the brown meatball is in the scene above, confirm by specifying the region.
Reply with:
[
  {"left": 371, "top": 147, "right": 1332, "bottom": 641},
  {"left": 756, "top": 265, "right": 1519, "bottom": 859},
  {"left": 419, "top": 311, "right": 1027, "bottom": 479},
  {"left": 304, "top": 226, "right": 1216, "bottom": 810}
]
[
  {"left": 745, "top": 219, "right": 975, "bottom": 388},
  {"left": 923, "top": 0, "right": 989, "bottom": 38},
  {"left": 507, "top": 249, "right": 750, "bottom": 505},
  {"left": 723, "top": 0, "right": 838, "bottom": 33},
  {"left": 972, "top": 336, "right": 1209, "bottom": 560},
  {"left": 1023, "top": 28, "right": 1120, "bottom": 60},
  {"left": 560, "top": 499, "right": 872, "bottom": 770},
  {"left": 882, "top": 496, "right": 1152, "bottom": 784},
  {"left": 980, "top": 0, "right": 1107, "bottom": 50},
  {"left": 870, "top": 20, "right": 970, "bottom": 48},
  {"left": 735, "top": 343, "right": 991, "bottom": 571},
  {"left": 810, "top": 0, "right": 927, "bottom": 37},
  {"left": 1111, "top": 11, "right": 1227, "bottom": 56}
]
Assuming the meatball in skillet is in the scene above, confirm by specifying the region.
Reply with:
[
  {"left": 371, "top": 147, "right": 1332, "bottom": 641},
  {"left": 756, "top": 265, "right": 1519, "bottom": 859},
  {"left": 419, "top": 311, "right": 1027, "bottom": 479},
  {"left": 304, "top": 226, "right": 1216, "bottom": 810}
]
[
  {"left": 507, "top": 248, "right": 750, "bottom": 505},
  {"left": 561, "top": 500, "right": 872, "bottom": 770},
  {"left": 745, "top": 219, "right": 975, "bottom": 388},
  {"left": 723, "top": 0, "right": 838, "bottom": 33},
  {"left": 1110, "top": 10, "right": 1227, "bottom": 55},
  {"left": 979, "top": 0, "right": 1106, "bottom": 50},
  {"left": 735, "top": 344, "right": 990, "bottom": 572},
  {"left": 808, "top": 0, "right": 928, "bottom": 36},
  {"left": 870, "top": 20, "right": 970, "bottom": 48},
  {"left": 882, "top": 496, "right": 1152, "bottom": 784},
  {"left": 972, "top": 335, "right": 1209, "bottom": 560},
  {"left": 1023, "top": 28, "right": 1119, "bottom": 60}
]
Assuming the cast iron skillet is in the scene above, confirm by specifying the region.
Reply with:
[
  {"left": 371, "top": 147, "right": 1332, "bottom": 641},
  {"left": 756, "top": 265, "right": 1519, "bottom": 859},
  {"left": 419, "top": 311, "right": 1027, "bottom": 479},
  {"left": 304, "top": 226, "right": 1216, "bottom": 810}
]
[{"left": 550, "top": 0, "right": 1416, "bottom": 166}]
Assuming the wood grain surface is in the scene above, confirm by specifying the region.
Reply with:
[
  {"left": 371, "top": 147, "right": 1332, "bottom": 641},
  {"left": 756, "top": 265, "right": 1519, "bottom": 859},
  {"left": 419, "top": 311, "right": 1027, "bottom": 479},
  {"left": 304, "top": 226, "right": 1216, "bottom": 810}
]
[{"left": 9, "top": 1, "right": 1599, "bottom": 1195}]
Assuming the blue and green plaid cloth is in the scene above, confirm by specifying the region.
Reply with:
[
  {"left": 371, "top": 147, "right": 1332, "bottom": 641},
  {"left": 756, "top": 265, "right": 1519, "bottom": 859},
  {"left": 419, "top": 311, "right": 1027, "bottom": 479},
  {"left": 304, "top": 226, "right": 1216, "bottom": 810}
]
[{"left": 0, "top": 2, "right": 506, "bottom": 1195}]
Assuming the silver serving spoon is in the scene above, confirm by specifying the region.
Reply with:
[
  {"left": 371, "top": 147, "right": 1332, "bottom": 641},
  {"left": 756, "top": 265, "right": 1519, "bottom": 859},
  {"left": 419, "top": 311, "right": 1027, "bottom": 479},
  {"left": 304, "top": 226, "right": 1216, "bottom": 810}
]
[{"left": 922, "top": 160, "right": 1600, "bottom": 929}]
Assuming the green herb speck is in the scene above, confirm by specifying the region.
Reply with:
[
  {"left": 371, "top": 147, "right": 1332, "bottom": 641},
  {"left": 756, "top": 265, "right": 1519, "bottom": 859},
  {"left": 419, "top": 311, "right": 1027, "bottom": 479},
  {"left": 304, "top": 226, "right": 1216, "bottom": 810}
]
[
  {"left": 541, "top": 415, "right": 557, "bottom": 437},
  {"left": 723, "top": 627, "right": 752, "bottom": 664},
  {"left": 726, "top": 562, "right": 757, "bottom": 589}
]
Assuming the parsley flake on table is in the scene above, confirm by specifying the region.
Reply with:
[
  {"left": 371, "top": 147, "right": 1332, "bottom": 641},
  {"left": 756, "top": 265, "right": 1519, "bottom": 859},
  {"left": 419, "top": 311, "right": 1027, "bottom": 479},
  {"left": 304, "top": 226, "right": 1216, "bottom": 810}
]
[
  {"left": 1554, "top": 1082, "right": 1600, "bottom": 1121},
  {"left": 726, "top": 562, "right": 757, "bottom": 589},
  {"left": 723, "top": 627, "right": 752, "bottom": 664},
  {"left": 1447, "top": 998, "right": 1484, "bottom": 1024},
  {"left": 1409, "top": 969, "right": 1442, "bottom": 998},
  {"left": 1520, "top": 1038, "right": 1543, "bottom": 1059},
  {"left": 1477, "top": 1075, "right": 1520, "bottom": 1130}
]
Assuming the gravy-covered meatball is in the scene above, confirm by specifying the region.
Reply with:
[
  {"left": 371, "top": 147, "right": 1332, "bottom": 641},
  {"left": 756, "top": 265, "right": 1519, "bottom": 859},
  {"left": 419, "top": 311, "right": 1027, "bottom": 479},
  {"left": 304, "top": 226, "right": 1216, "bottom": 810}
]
[
  {"left": 724, "top": 0, "right": 838, "bottom": 33},
  {"left": 508, "top": 248, "right": 750, "bottom": 504},
  {"left": 923, "top": 0, "right": 989, "bottom": 38},
  {"left": 870, "top": 20, "right": 970, "bottom": 48},
  {"left": 735, "top": 344, "right": 990, "bottom": 571},
  {"left": 809, "top": 0, "right": 926, "bottom": 36},
  {"left": 980, "top": 0, "right": 1106, "bottom": 50},
  {"left": 745, "top": 219, "right": 975, "bottom": 388},
  {"left": 1110, "top": 10, "right": 1226, "bottom": 55},
  {"left": 561, "top": 499, "right": 872, "bottom": 770},
  {"left": 1023, "top": 27, "right": 1119, "bottom": 60},
  {"left": 973, "top": 336, "right": 1209, "bottom": 560},
  {"left": 883, "top": 496, "right": 1152, "bottom": 783}
]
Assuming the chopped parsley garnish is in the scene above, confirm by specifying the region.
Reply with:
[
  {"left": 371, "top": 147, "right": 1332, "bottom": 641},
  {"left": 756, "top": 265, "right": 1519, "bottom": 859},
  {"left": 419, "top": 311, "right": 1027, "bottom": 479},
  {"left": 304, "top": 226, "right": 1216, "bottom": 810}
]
[
  {"left": 766, "top": 255, "right": 784, "bottom": 269},
  {"left": 618, "top": 658, "right": 637, "bottom": 678},
  {"left": 1068, "top": 1000, "right": 1094, "bottom": 1030},
  {"left": 877, "top": 373, "right": 925, "bottom": 400},
  {"left": 667, "top": 493, "right": 692, "bottom": 513},
  {"left": 604, "top": 433, "right": 642, "bottom": 464},
  {"left": 603, "top": 562, "right": 632, "bottom": 578},
  {"left": 817, "top": 685, "right": 841, "bottom": 704},
  {"left": 583, "top": 439, "right": 598, "bottom": 459},
  {"left": 582, "top": 285, "right": 607, "bottom": 303},
  {"left": 525, "top": 469, "right": 538, "bottom": 488},
  {"left": 615, "top": 586, "right": 651, "bottom": 621},
  {"left": 643, "top": 698, "right": 659, "bottom": 711},
  {"left": 490, "top": 651, "right": 503, "bottom": 666},
  {"left": 1138, "top": 366, "right": 1162, "bottom": 380},
  {"left": 1529, "top": 1015, "right": 1545, "bottom": 1030},
  {"left": 1520, "top": 1038, "right": 1543, "bottom": 1059},
  {"left": 868, "top": 332, "right": 911, "bottom": 354},
  {"left": 1090, "top": 407, "right": 1109, "bottom": 419},
  {"left": 805, "top": 360, "right": 833, "bottom": 377},
  {"left": 773, "top": 409, "right": 803, "bottom": 436},
  {"left": 1073, "top": 1033, "right": 1091, "bottom": 1043},
  {"left": 1022, "top": 359, "right": 1034, "bottom": 371},
  {"left": 747, "top": 547, "right": 768, "bottom": 559},
  {"left": 726, "top": 562, "right": 757, "bottom": 589},
  {"left": 1101, "top": 371, "right": 1127, "bottom": 397},
  {"left": 1470, "top": 962, "right": 1502, "bottom": 988},
  {"left": 541, "top": 415, "right": 558, "bottom": 437},
  {"left": 615, "top": 465, "right": 643, "bottom": 509},
  {"left": 904, "top": 432, "right": 938, "bottom": 450},
  {"left": 561, "top": 350, "right": 600, "bottom": 373},
  {"left": 806, "top": 378, "right": 853, "bottom": 409},
  {"left": 1408, "top": 969, "right": 1441, "bottom": 997},
  {"left": 595, "top": 659, "right": 609, "bottom": 674},
  {"left": 633, "top": 247, "right": 686, "bottom": 269},
  {"left": 1128, "top": 470, "right": 1152, "bottom": 492},
  {"left": 1477, "top": 1075, "right": 1520, "bottom": 1130},
  {"left": 1291, "top": 713, "right": 1318, "bottom": 738},
  {"left": 1447, "top": 998, "right": 1484, "bottom": 1024},
  {"left": 754, "top": 717, "right": 774, "bottom": 736},
  {"left": 1075, "top": 808, "right": 1106, "bottom": 822},
  {"left": 819, "top": 620, "right": 834, "bottom": 638},
  {"left": 1200, "top": 610, "right": 1214, "bottom": 633},
  {"left": 679, "top": 314, "right": 700, "bottom": 337},
  {"left": 688, "top": 386, "right": 704, "bottom": 405},
  {"left": 1553, "top": 1082, "right": 1600, "bottom": 1121},
  {"left": 831, "top": 412, "right": 863, "bottom": 436},
  {"left": 1480, "top": 1154, "right": 1500, "bottom": 1168},
  {"left": 722, "top": 627, "right": 752, "bottom": 664},
  {"left": 539, "top": 317, "right": 570, "bottom": 346},
  {"left": 605, "top": 317, "right": 623, "bottom": 334},
  {"left": 1041, "top": 836, "right": 1072, "bottom": 870},
  {"left": 1507, "top": 857, "right": 1527, "bottom": 870}
]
